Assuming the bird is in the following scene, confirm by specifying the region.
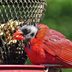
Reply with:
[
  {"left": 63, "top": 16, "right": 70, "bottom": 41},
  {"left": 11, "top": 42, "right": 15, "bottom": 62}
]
[{"left": 13, "top": 23, "right": 72, "bottom": 68}]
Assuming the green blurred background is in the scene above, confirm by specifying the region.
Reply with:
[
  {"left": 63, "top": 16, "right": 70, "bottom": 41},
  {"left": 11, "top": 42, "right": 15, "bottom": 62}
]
[
  {"left": 41, "top": 0, "right": 72, "bottom": 40},
  {"left": 41, "top": 0, "right": 72, "bottom": 71}
]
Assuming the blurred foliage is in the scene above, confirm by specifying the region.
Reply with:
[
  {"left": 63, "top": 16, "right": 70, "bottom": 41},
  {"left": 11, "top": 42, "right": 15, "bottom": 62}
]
[{"left": 41, "top": 0, "right": 72, "bottom": 40}]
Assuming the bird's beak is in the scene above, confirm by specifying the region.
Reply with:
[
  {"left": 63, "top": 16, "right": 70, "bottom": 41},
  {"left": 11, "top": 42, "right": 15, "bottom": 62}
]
[{"left": 13, "top": 30, "right": 25, "bottom": 40}]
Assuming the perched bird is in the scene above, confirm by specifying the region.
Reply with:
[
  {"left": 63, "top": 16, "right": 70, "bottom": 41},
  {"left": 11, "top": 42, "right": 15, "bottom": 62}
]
[{"left": 13, "top": 24, "right": 72, "bottom": 68}]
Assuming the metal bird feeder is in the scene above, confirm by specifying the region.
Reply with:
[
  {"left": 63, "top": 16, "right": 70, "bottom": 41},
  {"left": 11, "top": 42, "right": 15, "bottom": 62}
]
[{"left": 0, "top": 0, "right": 46, "bottom": 64}]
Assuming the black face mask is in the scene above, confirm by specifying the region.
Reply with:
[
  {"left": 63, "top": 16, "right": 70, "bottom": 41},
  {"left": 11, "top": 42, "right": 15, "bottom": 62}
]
[{"left": 21, "top": 28, "right": 31, "bottom": 35}]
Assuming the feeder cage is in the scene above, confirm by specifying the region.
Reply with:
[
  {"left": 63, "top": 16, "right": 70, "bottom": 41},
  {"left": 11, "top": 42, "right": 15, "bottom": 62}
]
[{"left": 0, "top": 0, "right": 46, "bottom": 64}]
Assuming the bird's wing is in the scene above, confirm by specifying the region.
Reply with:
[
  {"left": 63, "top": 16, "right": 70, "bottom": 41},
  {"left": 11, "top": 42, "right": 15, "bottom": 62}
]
[
  {"left": 44, "top": 34, "right": 72, "bottom": 66},
  {"left": 55, "top": 38, "right": 72, "bottom": 65}
]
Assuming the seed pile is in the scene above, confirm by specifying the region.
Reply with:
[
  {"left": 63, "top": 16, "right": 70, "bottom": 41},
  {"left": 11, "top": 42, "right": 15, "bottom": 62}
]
[{"left": 0, "top": 20, "right": 27, "bottom": 64}]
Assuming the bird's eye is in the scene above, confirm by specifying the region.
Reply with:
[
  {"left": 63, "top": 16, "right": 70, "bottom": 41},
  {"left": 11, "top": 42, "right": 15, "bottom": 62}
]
[
  {"left": 30, "top": 33, "right": 34, "bottom": 37},
  {"left": 22, "top": 29, "right": 30, "bottom": 35}
]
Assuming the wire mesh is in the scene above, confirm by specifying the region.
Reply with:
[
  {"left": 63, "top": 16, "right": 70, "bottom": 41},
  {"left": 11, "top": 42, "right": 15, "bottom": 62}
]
[
  {"left": 0, "top": 0, "right": 46, "bottom": 64},
  {"left": 0, "top": 0, "right": 46, "bottom": 23}
]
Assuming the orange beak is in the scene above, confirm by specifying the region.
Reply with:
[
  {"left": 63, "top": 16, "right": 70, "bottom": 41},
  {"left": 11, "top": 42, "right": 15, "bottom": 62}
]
[{"left": 13, "top": 30, "right": 25, "bottom": 40}]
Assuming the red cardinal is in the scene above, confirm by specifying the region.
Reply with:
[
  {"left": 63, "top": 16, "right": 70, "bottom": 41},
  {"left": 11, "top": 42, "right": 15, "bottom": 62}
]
[{"left": 13, "top": 24, "right": 72, "bottom": 67}]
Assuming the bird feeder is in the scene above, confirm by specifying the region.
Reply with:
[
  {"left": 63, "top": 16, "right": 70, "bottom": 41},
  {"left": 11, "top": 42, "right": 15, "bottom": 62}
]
[{"left": 0, "top": 0, "right": 46, "bottom": 64}]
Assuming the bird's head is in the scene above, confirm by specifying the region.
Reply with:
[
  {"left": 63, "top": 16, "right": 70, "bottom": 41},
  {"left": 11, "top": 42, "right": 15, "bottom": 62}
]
[{"left": 13, "top": 24, "right": 38, "bottom": 41}]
